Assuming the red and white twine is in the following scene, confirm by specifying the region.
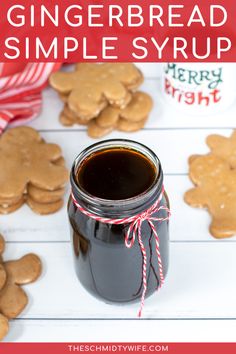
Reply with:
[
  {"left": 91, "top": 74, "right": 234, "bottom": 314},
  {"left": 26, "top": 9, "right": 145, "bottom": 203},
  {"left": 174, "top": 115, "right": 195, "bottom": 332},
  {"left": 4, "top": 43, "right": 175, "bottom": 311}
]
[{"left": 71, "top": 186, "right": 170, "bottom": 317}]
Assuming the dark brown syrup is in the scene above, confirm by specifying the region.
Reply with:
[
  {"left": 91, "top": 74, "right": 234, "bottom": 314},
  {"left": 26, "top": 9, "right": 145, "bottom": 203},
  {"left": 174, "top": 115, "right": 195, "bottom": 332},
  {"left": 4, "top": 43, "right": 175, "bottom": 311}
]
[{"left": 76, "top": 148, "right": 156, "bottom": 200}]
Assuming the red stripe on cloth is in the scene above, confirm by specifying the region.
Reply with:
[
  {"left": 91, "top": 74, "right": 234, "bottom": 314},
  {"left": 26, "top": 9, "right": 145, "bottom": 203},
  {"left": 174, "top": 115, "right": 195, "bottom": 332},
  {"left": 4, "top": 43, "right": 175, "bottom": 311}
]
[
  {"left": 21, "top": 64, "right": 39, "bottom": 86},
  {"left": 0, "top": 63, "right": 60, "bottom": 101},
  {"left": 1, "top": 75, "right": 14, "bottom": 91},
  {"left": 0, "top": 63, "right": 37, "bottom": 91},
  {"left": 30, "top": 63, "right": 46, "bottom": 85},
  {"left": 0, "top": 63, "right": 61, "bottom": 133},
  {"left": 13, "top": 65, "right": 32, "bottom": 88},
  {"left": 0, "top": 110, "right": 14, "bottom": 132},
  {"left": 0, "top": 91, "right": 42, "bottom": 105},
  {"left": 0, "top": 90, "right": 39, "bottom": 104}
]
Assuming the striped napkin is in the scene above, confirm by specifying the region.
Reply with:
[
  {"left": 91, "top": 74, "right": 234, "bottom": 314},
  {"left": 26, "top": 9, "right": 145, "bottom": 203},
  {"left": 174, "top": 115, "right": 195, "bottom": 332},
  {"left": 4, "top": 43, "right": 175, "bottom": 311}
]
[{"left": 0, "top": 63, "right": 61, "bottom": 133}]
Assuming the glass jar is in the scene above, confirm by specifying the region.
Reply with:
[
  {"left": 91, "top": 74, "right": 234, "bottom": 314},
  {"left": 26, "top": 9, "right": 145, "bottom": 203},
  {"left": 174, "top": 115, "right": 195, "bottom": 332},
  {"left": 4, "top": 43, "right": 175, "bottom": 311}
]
[{"left": 68, "top": 139, "right": 169, "bottom": 304}]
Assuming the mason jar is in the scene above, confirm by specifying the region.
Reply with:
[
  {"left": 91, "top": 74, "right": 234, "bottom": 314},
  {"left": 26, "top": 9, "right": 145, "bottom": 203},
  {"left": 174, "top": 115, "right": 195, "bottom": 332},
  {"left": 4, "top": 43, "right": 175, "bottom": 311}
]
[{"left": 68, "top": 139, "right": 170, "bottom": 304}]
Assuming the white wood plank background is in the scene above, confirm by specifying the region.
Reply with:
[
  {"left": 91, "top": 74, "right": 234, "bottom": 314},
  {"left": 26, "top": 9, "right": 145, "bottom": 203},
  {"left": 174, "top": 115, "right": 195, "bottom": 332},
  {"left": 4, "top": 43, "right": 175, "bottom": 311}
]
[{"left": 1, "top": 63, "right": 236, "bottom": 342}]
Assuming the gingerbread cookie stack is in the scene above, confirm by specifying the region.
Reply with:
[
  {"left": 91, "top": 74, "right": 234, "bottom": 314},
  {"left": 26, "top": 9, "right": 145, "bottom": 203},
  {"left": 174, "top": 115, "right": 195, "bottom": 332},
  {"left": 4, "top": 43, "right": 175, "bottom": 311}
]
[
  {"left": 0, "top": 126, "right": 68, "bottom": 215},
  {"left": 50, "top": 63, "right": 153, "bottom": 138},
  {"left": 184, "top": 131, "right": 236, "bottom": 239},
  {"left": 0, "top": 234, "right": 42, "bottom": 341}
]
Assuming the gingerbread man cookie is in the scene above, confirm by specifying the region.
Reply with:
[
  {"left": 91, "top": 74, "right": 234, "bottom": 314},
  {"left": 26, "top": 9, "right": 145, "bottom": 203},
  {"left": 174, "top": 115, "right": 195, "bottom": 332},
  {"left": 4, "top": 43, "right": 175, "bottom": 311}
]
[
  {"left": 50, "top": 63, "right": 143, "bottom": 120},
  {"left": 0, "top": 126, "right": 68, "bottom": 214},
  {"left": 88, "top": 91, "right": 152, "bottom": 138},
  {"left": 207, "top": 130, "right": 236, "bottom": 168},
  {"left": 0, "top": 234, "right": 42, "bottom": 341},
  {"left": 96, "top": 91, "right": 153, "bottom": 127},
  {"left": 184, "top": 154, "right": 236, "bottom": 239},
  {"left": 0, "top": 254, "right": 42, "bottom": 319}
]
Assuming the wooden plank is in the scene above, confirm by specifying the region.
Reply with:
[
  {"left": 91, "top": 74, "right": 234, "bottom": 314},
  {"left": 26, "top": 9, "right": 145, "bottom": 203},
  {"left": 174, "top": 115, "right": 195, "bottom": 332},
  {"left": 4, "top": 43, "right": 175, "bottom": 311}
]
[
  {"left": 1, "top": 127, "right": 234, "bottom": 242},
  {"left": 34, "top": 129, "right": 233, "bottom": 174},
  {"left": 5, "top": 319, "right": 236, "bottom": 342},
  {"left": 30, "top": 83, "right": 236, "bottom": 131},
  {"left": 0, "top": 175, "right": 229, "bottom": 243},
  {"left": 2, "top": 242, "right": 236, "bottom": 320}
]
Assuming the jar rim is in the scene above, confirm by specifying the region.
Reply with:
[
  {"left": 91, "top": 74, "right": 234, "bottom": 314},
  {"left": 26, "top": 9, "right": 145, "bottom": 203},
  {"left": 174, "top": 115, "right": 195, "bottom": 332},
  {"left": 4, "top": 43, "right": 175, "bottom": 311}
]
[{"left": 70, "top": 139, "right": 163, "bottom": 216}]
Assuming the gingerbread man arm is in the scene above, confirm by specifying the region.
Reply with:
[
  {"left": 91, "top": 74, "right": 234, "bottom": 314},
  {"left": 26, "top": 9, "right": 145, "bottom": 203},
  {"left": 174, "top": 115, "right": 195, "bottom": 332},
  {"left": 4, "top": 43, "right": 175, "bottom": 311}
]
[
  {"left": 206, "top": 134, "right": 228, "bottom": 150},
  {"left": 38, "top": 143, "right": 63, "bottom": 162},
  {"left": 4, "top": 254, "right": 42, "bottom": 285},
  {"left": 188, "top": 155, "right": 201, "bottom": 165},
  {"left": 30, "top": 162, "right": 68, "bottom": 191},
  {"left": 184, "top": 187, "right": 208, "bottom": 208},
  {"left": 50, "top": 72, "right": 76, "bottom": 94}
]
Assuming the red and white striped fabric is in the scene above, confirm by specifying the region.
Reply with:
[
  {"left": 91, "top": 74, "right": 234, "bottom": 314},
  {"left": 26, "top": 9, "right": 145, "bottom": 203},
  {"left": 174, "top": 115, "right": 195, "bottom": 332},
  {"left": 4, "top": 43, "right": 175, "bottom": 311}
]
[{"left": 0, "top": 63, "right": 61, "bottom": 133}]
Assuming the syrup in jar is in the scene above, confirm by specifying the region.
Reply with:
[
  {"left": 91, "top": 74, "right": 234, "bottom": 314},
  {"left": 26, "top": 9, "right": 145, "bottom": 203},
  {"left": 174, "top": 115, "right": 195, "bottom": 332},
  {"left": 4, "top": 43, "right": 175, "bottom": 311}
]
[{"left": 68, "top": 139, "right": 169, "bottom": 303}]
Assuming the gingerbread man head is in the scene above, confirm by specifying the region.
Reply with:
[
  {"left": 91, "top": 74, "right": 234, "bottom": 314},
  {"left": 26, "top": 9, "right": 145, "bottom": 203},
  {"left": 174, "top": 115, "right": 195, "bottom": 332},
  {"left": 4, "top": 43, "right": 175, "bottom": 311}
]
[
  {"left": 0, "top": 126, "right": 68, "bottom": 201},
  {"left": 50, "top": 63, "right": 143, "bottom": 120},
  {"left": 207, "top": 131, "right": 236, "bottom": 168}
]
